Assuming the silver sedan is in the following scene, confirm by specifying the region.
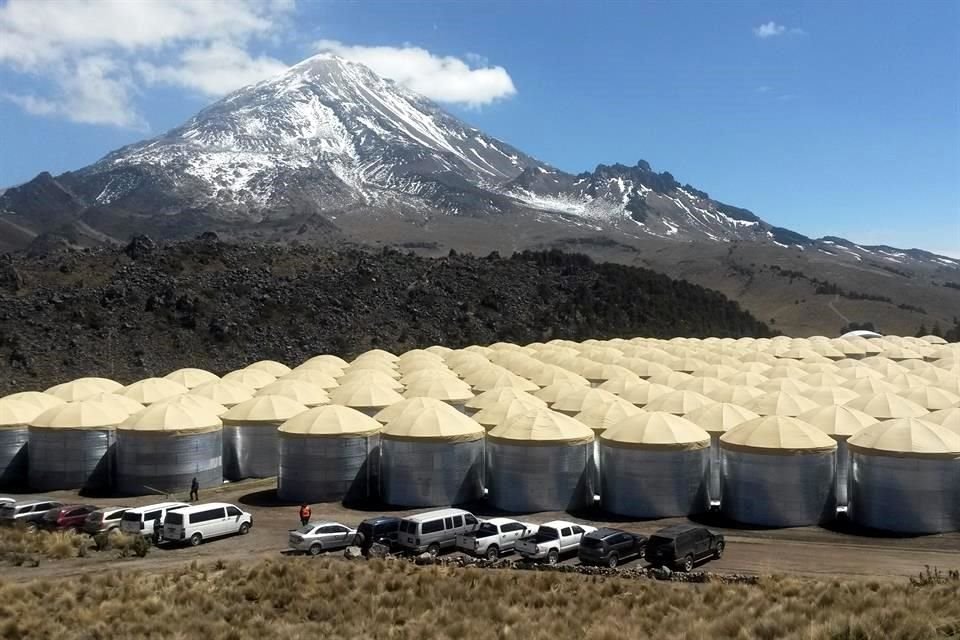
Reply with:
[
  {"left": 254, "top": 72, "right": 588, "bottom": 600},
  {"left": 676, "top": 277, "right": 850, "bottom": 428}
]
[{"left": 288, "top": 521, "right": 358, "bottom": 555}]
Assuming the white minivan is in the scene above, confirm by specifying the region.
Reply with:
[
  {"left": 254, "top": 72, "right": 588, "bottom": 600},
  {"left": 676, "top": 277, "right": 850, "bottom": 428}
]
[
  {"left": 162, "top": 502, "right": 252, "bottom": 546},
  {"left": 397, "top": 508, "right": 480, "bottom": 556},
  {"left": 120, "top": 502, "right": 189, "bottom": 541}
]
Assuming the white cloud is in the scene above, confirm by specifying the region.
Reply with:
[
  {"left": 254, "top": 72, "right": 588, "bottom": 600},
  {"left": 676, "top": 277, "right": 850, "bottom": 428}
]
[
  {"left": 0, "top": 0, "right": 293, "bottom": 127},
  {"left": 753, "top": 21, "right": 806, "bottom": 39},
  {"left": 314, "top": 40, "right": 516, "bottom": 107}
]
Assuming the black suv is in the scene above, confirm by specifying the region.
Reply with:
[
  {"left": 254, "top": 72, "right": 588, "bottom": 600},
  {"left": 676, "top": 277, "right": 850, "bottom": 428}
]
[
  {"left": 645, "top": 524, "right": 724, "bottom": 572},
  {"left": 355, "top": 516, "right": 401, "bottom": 554},
  {"left": 578, "top": 527, "right": 647, "bottom": 568}
]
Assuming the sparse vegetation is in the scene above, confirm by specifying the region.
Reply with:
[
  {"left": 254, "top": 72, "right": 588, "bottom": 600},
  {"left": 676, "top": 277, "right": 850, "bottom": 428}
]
[
  {"left": 1, "top": 558, "right": 959, "bottom": 639},
  {"left": 0, "top": 525, "right": 90, "bottom": 563}
]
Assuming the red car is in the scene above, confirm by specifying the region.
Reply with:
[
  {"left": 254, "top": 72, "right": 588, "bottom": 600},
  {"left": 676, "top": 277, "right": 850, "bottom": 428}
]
[{"left": 41, "top": 505, "right": 99, "bottom": 531}]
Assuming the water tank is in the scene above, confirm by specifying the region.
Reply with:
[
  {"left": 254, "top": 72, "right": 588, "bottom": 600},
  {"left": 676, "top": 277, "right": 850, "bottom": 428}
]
[
  {"left": 682, "top": 402, "right": 759, "bottom": 504},
  {"left": 600, "top": 411, "right": 710, "bottom": 518},
  {"left": 115, "top": 403, "right": 223, "bottom": 495},
  {"left": 277, "top": 405, "right": 382, "bottom": 504},
  {"left": 797, "top": 405, "right": 877, "bottom": 507},
  {"left": 0, "top": 398, "right": 42, "bottom": 486},
  {"left": 189, "top": 379, "right": 256, "bottom": 408},
  {"left": 486, "top": 408, "right": 594, "bottom": 512},
  {"left": 721, "top": 416, "right": 837, "bottom": 527},
  {"left": 847, "top": 417, "right": 960, "bottom": 533},
  {"left": 220, "top": 395, "right": 308, "bottom": 480},
  {"left": 28, "top": 398, "right": 133, "bottom": 491},
  {"left": 380, "top": 400, "right": 484, "bottom": 507}
]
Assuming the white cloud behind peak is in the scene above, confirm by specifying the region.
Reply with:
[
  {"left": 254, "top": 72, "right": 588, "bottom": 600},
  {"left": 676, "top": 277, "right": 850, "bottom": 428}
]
[
  {"left": 753, "top": 21, "right": 806, "bottom": 39},
  {"left": 314, "top": 40, "right": 516, "bottom": 107}
]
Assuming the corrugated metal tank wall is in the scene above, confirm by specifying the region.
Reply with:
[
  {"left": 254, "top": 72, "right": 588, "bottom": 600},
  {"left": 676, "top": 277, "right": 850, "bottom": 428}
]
[
  {"left": 721, "top": 449, "right": 837, "bottom": 527},
  {"left": 116, "top": 431, "right": 222, "bottom": 495},
  {"left": 222, "top": 423, "right": 279, "bottom": 480},
  {"left": 277, "top": 433, "right": 380, "bottom": 504},
  {"left": 380, "top": 438, "right": 483, "bottom": 507},
  {"left": 0, "top": 428, "right": 28, "bottom": 486},
  {"left": 486, "top": 441, "right": 593, "bottom": 512},
  {"left": 27, "top": 428, "right": 115, "bottom": 491},
  {"left": 600, "top": 445, "right": 709, "bottom": 518}
]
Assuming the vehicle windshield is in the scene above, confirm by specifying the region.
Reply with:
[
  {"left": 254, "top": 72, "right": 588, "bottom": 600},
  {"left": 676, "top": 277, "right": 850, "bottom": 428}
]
[
  {"left": 399, "top": 520, "right": 415, "bottom": 534},
  {"left": 165, "top": 512, "right": 183, "bottom": 525},
  {"left": 476, "top": 523, "right": 498, "bottom": 535},
  {"left": 534, "top": 527, "right": 559, "bottom": 542},
  {"left": 579, "top": 536, "right": 603, "bottom": 548},
  {"left": 122, "top": 512, "right": 141, "bottom": 523}
]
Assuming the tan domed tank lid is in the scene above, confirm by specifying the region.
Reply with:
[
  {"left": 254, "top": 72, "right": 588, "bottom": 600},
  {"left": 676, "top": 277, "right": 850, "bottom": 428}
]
[
  {"left": 616, "top": 380, "right": 676, "bottom": 406},
  {"left": 279, "top": 405, "right": 381, "bottom": 438},
  {"left": 646, "top": 370, "right": 694, "bottom": 388},
  {"left": 703, "top": 385, "right": 765, "bottom": 405},
  {"left": 847, "top": 417, "right": 960, "bottom": 459},
  {"left": 352, "top": 349, "right": 400, "bottom": 364},
  {"left": 89, "top": 392, "right": 146, "bottom": 416},
  {"left": 381, "top": 402, "right": 482, "bottom": 443},
  {"left": 720, "top": 416, "right": 836, "bottom": 455},
  {"left": 643, "top": 390, "right": 715, "bottom": 416},
  {"left": 156, "top": 394, "right": 228, "bottom": 416},
  {"left": 919, "top": 334, "right": 949, "bottom": 345},
  {"left": 189, "top": 380, "right": 256, "bottom": 407},
  {"left": 601, "top": 411, "right": 709, "bottom": 451},
  {"left": 745, "top": 390, "right": 819, "bottom": 417},
  {"left": 465, "top": 388, "right": 545, "bottom": 412},
  {"left": 300, "top": 354, "right": 350, "bottom": 369},
  {"left": 119, "top": 402, "right": 221, "bottom": 435},
  {"left": 398, "top": 359, "right": 450, "bottom": 375},
  {"left": 329, "top": 381, "right": 404, "bottom": 409},
  {"left": 2, "top": 391, "right": 65, "bottom": 413},
  {"left": 163, "top": 368, "right": 220, "bottom": 389},
  {"left": 805, "top": 386, "right": 859, "bottom": 407},
  {"left": 841, "top": 377, "right": 899, "bottom": 396},
  {"left": 119, "top": 378, "right": 189, "bottom": 405},
  {"left": 45, "top": 377, "right": 123, "bottom": 402},
  {"left": 756, "top": 378, "right": 812, "bottom": 394},
  {"left": 900, "top": 387, "right": 960, "bottom": 411},
  {"left": 844, "top": 392, "right": 928, "bottom": 420},
  {"left": 257, "top": 380, "right": 330, "bottom": 407},
  {"left": 550, "top": 387, "right": 623, "bottom": 415},
  {"left": 425, "top": 345, "right": 454, "bottom": 356},
  {"left": 374, "top": 397, "right": 449, "bottom": 425},
  {"left": 403, "top": 377, "right": 474, "bottom": 403},
  {"left": 885, "top": 372, "right": 929, "bottom": 391},
  {"left": 691, "top": 364, "right": 739, "bottom": 379},
  {"left": 221, "top": 395, "right": 309, "bottom": 424},
  {"left": 801, "top": 371, "right": 848, "bottom": 388},
  {"left": 337, "top": 369, "right": 404, "bottom": 389},
  {"left": 0, "top": 398, "right": 46, "bottom": 427},
  {"left": 925, "top": 407, "right": 960, "bottom": 432},
  {"left": 222, "top": 368, "right": 277, "bottom": 390},
  {"left": 574, "top": 399, "right": 642, "bottom": 433},
  {"left": 487, "top": 407, "right": 593, "bottom": 446},
  {"left": 527, "top": 365, "right": 590, "bottom": 388},
  {"left": 915, "top": 367, "right": 960, "bottom": 389},
  {"left": 30, "top": 399, "right": 129, "bottom": 430},
  {"left": 797, "top": 405, "right": 878, "bottom": 439},
  {"left": 397, "top": 349, "right": 445, "bottom": 365},
  {"left": 682, "top": 402, "right": 759, "bottom": 435},
  {"left": 246, "top": 360, "right": 292, "bottom": 377},
  {"left": 598, "top": 376, "right": 650, "bottom": 397},
  {"left": 282, "top": 369, "right": 340, "bottom": 389},
  {"left": 676, "top": 377, "right": 732, "bottom": 397},
  {"left": 465, "top": 366, "right": 539, "bottom": 392},
  {"left": 400, "top": 368, "right": 460, "bottom": 386},
  {"left": 615, "top": 358, "right": 672, "bottom": 379},
  {"left": 473, "top": 397, "right": 551, "bottom": 429}
]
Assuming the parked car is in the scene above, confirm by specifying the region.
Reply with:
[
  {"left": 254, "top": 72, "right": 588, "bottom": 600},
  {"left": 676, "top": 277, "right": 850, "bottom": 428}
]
[
  {"left": 41, "top": 504, "right": 99, "bottom": 531},
  {"left": 456, "top": 517, "right": 538, "bottom": 560},
  {"left": 397, "top": 508, "right": 480, "bottom": 556},
  {"left": 162, "top": 502, "right": 252, "bottom": 547},
  {"left": 354, "top": 516, "right": 401, "bottom": 554},
  {"left": 0, "top": 497, "right": 13, "bottom": 506},
  {"left": 120, "top": 502, "right": 189, "bottom": 542},
  {"left": 83, "top": 507, "right": 131, "bottom": 535},
  {"left": 515, "top": 520, "right": 597, "bottom": 564},
  {"left": 0, "top": 500, "right": 63, "bottom": 530},
  {"left": 578, "top": 527, "right": 648, "bottom": 568},
  {"left": 645, "top": 524, "right": 725, "bottom": 572},
  {"left": 289, "top": 521, "right": 357, "bottom": 555}
]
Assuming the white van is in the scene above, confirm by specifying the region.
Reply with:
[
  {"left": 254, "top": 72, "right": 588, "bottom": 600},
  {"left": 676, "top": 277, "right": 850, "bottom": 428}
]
[
  {"left": 397, "top": 508, "right": 480, "bottom": 556},
  {"left": 162, "top": 502, "right": 252, "bottom": 546},
  {"left": 120, "top": 502, "right": 189, "bottom": 541}
]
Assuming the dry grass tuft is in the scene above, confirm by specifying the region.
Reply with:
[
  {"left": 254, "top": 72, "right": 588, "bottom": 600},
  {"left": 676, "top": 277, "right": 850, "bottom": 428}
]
[
  {"left": 1, "top": 558, "right": 959, "bottom": 639},
  {"left": 0, "top": 526, "right": 90, "bottom": 563}
]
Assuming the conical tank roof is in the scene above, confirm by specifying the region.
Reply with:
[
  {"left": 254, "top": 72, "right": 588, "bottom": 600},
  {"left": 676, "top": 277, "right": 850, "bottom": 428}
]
[
  {"left": 746, "top": 390, "right": 819, "bottom": 417},
  {"left": 926, "top": 407, "right": 960, "bottom": 432},
  {"left": 465, "top": 388, "right": 545, "bottom": 411},
  {"left": 841, "top": 377, "right": 899, "bottom": 395},
  {"left": 89, "top": 392, "right": 146, "bottom": 416},
  {"left": 222, "top": 395, "right": 308, "bottom": 424},
  {"left": 45, "top": 377, "right": 123, "bottom": 402},
  {"left": 353, "top": 348, "right": 399, "bottom": 363},
  {"left": 222, "top": 368, "right": 277, "bottom": 390},
  {"left": 682, "top": 402, "right": 759, "bottom": 435},
  {"left": 300, "top": 354, "right": 350, "bottom": 369},
  {"left": 844, "top": 392, "right": 928, "bottom": 420},
  {"left": 534, "top": 381, "right": 593, "bottom": 405},
  {"left": 527, "top": 365, "right": 590, "bottom": 388},
  {"left": 282, "top": 369, "right": 340, "bottom": 389},
  {"left": 574, "top": 399, "right": 642, "bottom": 433},
  {"left": 801, "top": 371, "right": 849, "bottom": 388},
  {"left": 720, "top": 416, "right": 836, "bottom": 454},
  {"left": 279, "top": 405, "right": 382, "bottom": 438},
  {"left": 487, "top": 407, "right": 593, "bottom": 446},
  {"left": 901, "top": 386, "right": 960, "bottom": 411},
  {"left": 643, "top": 390, "right": 714, "bottom": 416},
  {"left": 886, "top": 373, "right": 930, "bottom": 391},
  {"left": 157, "top": 394, "right": 228, "bottom": 416},
  {"left": 0, "top": 398, "right": 45, "bottom": 427},
  {"left": 756, "top": 378, "right": 812, "bottom": 394},
  {"left": 2, "top": 391, "right": 65, "bottom": 413},
  {"left": 464, "top": 366, "right": 538, "bottom": 392},
  {"left": 293, "top": 361, "right": 345, "bottom": 377},
  {"left": 473, "top": 397, "right": 552, "bottom": 429},
  {"left": 246, "top": 360, "right": 292, "bottom": 377},
  {"left": 30, "top": 399, "right": 129, "bottom": 430},
  {"left": 403, "top": 377, "right": 474, "bottom": 403},
  {"left": 797, "top": 405, "right": 878, "bottom": 439},
  {"left": 374, "top": 397, "right": 448, "bottom": 425},
  {"left": 601, "top": 411, "right": 710, "bottom": 450},
  {"left": 257, "top": 380, "right": 330, "bottom": 407},
  {"left": 647, "top": 370, "right": 694, "bottom": 388},
  {"left": 336, "top": 369, "right": 403, "bottom": 390},
  {"left": 119, "top": 403, "right": 222, "bottom": 435},
  {"left": 163, "top": 368, "right": 220, "bottom": 389},
  {"left": 551, "top": 387, "right": 623, "bottom": 414},
  {"left": 703, "top": 385, "right": 765, "bottom": 405},
  {"left": 806, "top": 386, "right": 859, "bottom": 407},
  {"left": 346, "top": 361, "right": 400, "bottom": 378},
  {"left": 190, "top": 380, "right": 256, "bottom": 407},
  {"left": 382, "top": 401, "right": 483, "bottom": 442},
  {"left": 676, "top": 377, "right": 732, "bottom": 396},
  {"left": 399, "top": 369, "right": 459, "bottom": 387},
  {"left": 119, "top": 378, "right": 189, "bottom": 405},
  {"left": 329, "top": 381, "right": 404, "bottom": 409},
  {"left": 847, "top": 417, "right": 960, "bottom": 459}
]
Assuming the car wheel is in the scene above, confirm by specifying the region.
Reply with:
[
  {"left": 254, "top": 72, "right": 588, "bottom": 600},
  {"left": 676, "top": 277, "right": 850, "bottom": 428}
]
[
  {"left": 714, "top": 542, "right": 724, "bottom": 559},
  {"left": 607, "top": 553, "right": 619, "bottom": 569},
  {"left": 547, "top": 549, "right": 559, "bottom": 565},
  {"left": 682, "top": 554, "right": 694, "bottom": 572},
  {"left": 239, "top": 523, "right": 250, "bottom": 535},
  {"left": 309, "top": 543, "right": 322, "bottom": 556},
  {"left": 189, "top": 533, "right": 203, "bottom": 547},
  {"left": 485, "top": 545, "right": 499, "bottom": 561},
  {"left": 352, "top": 533, "right": 364, "bottom": 547},
  {"left": 427, "top": 543, "right": 440, "bottom": 557}
]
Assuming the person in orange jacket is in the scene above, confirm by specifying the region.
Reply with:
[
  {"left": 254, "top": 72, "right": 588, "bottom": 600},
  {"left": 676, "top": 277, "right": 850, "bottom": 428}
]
[{"left": 299, "top": 503, "right": 312, "bottom": 527}]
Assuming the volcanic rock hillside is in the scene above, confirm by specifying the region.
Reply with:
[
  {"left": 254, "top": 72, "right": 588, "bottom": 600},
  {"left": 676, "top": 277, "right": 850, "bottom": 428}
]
[{"left": 0, "top": 237, "right": 773, "bottom": 394}]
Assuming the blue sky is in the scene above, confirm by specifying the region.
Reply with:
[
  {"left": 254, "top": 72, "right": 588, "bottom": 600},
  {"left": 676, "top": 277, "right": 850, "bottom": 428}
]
[{"left": 1, "top": 0, "right": 958, "bottom": 256}]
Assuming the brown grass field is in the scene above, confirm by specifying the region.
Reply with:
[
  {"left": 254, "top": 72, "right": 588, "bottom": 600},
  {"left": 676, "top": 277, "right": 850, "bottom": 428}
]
[{"left": 0, "top": 557, "right": 958, "bottom": 639}]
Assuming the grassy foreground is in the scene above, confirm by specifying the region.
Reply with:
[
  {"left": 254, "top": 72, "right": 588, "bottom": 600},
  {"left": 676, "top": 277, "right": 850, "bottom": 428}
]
[{"left": 0, "top": 558, "right": 958, "bottom": 639}]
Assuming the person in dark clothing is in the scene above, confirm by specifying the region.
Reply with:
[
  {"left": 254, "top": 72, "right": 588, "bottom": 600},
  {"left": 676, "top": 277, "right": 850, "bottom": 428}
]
[
  {"left": 299, "top": 503, "right": 312, "bottom": 527},
  {"left": 190, "top": 477, "right": 200, "bottom": 502}
]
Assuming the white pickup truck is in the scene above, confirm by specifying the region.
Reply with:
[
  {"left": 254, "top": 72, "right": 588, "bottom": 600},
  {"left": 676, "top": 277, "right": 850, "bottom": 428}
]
[
  {"left": 515, "top": 520, "right": 597, "bottom": 564},
  {"left": 456, "top": 518, "right": 538, "bottom": 560}
]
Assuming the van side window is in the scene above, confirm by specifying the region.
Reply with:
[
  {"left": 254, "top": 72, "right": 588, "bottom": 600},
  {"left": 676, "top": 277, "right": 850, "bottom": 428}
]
[
  {"left": 421, "top": 519, "right": 443, "bottom": 534},
  {"left": 226, "top": 506, "right": 241, "bottom": 517},
  {"left": 144, "top": 510, "right": 161, "bottom": 522},
  {"left": 452, "top": 515, "right": 463, "bottom": 528},
  {"left": 464, "top": 515, "right": 478, "bottom": 526},
  {"left": 571, "top": 526, "right": 584, "bottom": 535},
  {"left": 190, "top": 508, "right": 225, "bottom": 524},
  {"left": 443, "top": 517, "right": 453, "bottom": 529}
]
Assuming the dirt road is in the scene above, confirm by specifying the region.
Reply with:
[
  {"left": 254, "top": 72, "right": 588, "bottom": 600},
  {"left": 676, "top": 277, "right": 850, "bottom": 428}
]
[{"left": 3, "top": 479, "right": 958, "bottom": 583}]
